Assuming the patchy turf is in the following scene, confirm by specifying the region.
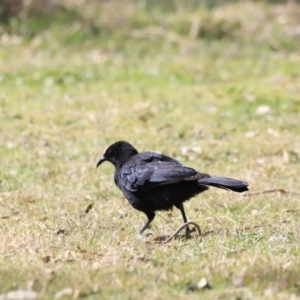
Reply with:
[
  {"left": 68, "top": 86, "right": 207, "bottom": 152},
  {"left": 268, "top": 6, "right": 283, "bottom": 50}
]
[{"left": 0, "top": 1, "right": 300, "bottom": 299}]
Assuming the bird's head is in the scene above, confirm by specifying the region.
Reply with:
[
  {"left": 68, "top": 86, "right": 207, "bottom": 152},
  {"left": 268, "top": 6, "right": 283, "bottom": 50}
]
[{"left": 96, "top": 141, "right": 138, "bottom": 169}]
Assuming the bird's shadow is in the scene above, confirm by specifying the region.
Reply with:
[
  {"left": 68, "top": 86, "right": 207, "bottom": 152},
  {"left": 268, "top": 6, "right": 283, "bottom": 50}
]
[
  {"left": 153, "top": 230, "right": 214, "bottom": 243},
  {"left": 145, "top": 222, "right": 215, "bottom": 245},
  {"left": 153, "top": 234, "right": 194, "bottom": 243}
]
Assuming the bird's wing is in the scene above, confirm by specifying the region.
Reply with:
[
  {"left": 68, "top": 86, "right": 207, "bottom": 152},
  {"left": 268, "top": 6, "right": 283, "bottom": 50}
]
[{"left": 120, "top": 152, "right": 199, "bottom": 192}]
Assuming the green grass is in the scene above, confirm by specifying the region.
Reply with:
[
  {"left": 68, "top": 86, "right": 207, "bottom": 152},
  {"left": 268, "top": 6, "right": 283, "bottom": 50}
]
[{"left": 1, "top": 1, "right": 300, "bottom": 299}]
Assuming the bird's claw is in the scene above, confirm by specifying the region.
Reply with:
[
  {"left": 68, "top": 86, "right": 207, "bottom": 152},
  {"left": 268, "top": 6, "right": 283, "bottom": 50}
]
[{"left": 185, "top": 226, "right": 196, "bottom": 237}]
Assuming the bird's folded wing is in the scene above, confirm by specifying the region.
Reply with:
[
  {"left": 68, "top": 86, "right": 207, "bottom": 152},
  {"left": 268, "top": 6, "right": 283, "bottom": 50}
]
[{"left": 121, "top": 152, "right": 198, "bottom": 192}]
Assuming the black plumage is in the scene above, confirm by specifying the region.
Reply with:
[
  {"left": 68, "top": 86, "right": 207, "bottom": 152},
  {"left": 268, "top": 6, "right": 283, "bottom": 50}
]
[{"left": 97, "top": 141, "right": 249, "bottom": 234}]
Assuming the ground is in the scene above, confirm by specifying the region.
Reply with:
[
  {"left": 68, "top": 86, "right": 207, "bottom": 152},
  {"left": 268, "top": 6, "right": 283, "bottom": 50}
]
[{"left": 0, "top": 1, "right": 300, "bottom": 299}]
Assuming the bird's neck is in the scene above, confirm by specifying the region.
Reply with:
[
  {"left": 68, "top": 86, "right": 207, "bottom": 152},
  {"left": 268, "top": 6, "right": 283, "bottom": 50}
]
[{"left": 114, "top": 149, "right": 138, "bottom": 169}]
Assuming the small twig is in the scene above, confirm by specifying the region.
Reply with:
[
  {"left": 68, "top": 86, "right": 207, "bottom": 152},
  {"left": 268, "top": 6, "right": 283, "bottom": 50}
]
[
  {"left": 159, "top": 221, "right": 203, "bottom": 246},
  {"left": 85, "top": 203, "right": 93, "bottom": 214},
  {"left": 286, "top": 209, "right": 300, "bottom": 213},
  {"left": 243, "top": 223, "right": 271, "bottom": 230},
  {"left": 243, "top": 189, "right": 300, "bottom": 197}
]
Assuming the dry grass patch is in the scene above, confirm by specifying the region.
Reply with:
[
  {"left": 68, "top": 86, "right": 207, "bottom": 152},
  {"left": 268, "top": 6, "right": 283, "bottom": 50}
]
[{"left": 1, "top": 0, "right": 300, "bottom": 298}]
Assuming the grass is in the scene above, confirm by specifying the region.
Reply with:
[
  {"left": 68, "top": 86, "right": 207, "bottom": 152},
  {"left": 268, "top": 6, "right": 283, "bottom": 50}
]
[{"left": 1, "top": 0, "right": 300, "bottom": 298}]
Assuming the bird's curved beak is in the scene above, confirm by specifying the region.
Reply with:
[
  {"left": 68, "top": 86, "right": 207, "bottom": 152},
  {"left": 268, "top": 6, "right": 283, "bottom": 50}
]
[{"left": 96, "top": 156, "right": 106, "bottom": 168}]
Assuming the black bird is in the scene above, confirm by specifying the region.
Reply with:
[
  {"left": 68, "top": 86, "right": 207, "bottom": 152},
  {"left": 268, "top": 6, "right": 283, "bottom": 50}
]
[{"left": 96, "top": 141, "right": 248, "bottom": 234}]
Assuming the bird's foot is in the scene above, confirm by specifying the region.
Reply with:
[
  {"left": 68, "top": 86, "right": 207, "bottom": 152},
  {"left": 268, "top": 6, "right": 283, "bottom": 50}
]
[{"left": 185, "top": 226, "right": 196, "bottom": 237}]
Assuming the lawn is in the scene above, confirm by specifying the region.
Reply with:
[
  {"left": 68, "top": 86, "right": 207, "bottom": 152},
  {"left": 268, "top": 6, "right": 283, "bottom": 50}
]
[{"left": 0, "top": 1, "right": 300, "bottom": 299}]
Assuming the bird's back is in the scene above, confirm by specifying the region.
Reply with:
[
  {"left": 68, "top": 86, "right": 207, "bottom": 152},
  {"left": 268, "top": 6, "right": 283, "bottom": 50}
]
[{"left": 115, "top": 151, "right": 209, "bottom": 212}]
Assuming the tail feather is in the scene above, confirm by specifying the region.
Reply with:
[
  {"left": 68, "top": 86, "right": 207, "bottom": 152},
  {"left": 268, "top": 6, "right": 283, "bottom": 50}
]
[{"left": 198, "top": 176, "right": 248, "bottom": 193}]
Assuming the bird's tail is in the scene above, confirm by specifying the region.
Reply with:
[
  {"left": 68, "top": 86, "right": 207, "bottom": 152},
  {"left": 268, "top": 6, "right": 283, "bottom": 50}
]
[{"left": 198, "top": 176, "right": 248, "bottom": 193}]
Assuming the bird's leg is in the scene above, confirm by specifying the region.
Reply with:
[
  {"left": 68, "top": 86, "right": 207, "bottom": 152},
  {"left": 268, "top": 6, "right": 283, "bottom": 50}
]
[
  {"left": 139, "top": 211, "right": 155, "bottom": 235},
  {"left": 175, "top": 203, "right": 195, "bottom": 236}
]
